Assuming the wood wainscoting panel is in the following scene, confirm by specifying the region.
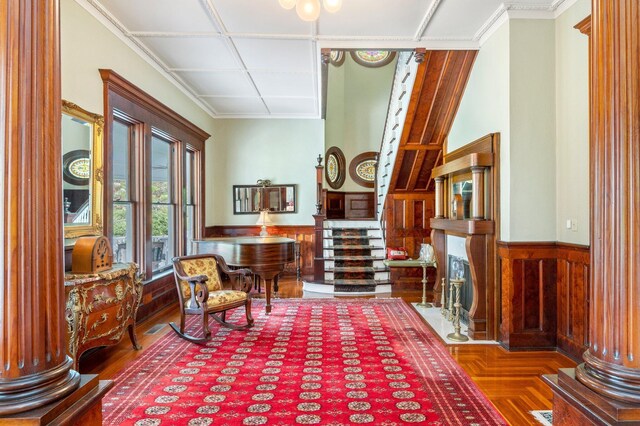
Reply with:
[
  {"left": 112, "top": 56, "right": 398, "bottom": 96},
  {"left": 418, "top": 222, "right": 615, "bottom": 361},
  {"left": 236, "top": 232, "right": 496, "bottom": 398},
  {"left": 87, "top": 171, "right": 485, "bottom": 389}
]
[
  {"left": 384, "top": 193, "right": 435, "bottom": 259},
  {"left": 556, "top": 243, "right": 590, "bottom": 362},
  {"left": 205, "top": 225, "right": 314, "bottom": 276},
  {"left": 498, "top": 242, "right": 558, "bottom": 350}
]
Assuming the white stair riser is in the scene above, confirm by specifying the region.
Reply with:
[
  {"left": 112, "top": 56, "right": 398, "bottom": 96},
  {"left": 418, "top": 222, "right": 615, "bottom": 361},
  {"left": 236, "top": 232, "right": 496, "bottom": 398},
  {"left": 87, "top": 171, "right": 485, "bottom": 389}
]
[
  {"left": 323, "top": 259, "right": 388, "bottom": 269},
  {"left": 324, "top": 271, "right": 391, "bottom": 281}
]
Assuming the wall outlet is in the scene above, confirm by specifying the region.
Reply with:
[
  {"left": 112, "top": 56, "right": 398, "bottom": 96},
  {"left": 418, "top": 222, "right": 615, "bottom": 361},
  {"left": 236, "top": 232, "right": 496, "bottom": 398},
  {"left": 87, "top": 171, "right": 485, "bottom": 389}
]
[
  {"left": 571, "top": 219, "right": 578, "bottom": 232},
  {"left": 566, "top": 219, "right": 572, "bottom": 229}
]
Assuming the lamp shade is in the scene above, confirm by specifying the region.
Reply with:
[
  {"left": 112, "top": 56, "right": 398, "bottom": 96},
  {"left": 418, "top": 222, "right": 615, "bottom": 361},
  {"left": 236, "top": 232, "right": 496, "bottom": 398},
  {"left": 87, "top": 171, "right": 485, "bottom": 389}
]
[
  {"left": 256, "top": 210, "right": 274, "bottom": 226},
  {"left": 296, "top": 0, "right": 321, "bottom": 21},
  {"left": 279, "top": 0, "right": 297, "bottom": 10},
  {"left": 323, "top": 0, "right": 342, "bottom": 13}
]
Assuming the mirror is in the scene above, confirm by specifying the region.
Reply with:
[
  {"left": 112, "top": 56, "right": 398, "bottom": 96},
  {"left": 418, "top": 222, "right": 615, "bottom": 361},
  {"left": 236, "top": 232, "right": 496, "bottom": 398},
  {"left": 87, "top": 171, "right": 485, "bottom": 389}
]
[
  {"left": 62, "top": 100, "right": 104, "bottom": 238},
  {"left": 233, "top": 184, "right": 296, "bottom": 215}
]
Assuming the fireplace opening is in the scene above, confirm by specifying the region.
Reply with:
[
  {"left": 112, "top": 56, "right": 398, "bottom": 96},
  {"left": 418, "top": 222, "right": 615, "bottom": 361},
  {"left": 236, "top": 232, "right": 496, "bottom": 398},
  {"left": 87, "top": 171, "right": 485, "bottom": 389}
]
[{"left": 447, "top": 255, "right": 473, "bottom": 325}]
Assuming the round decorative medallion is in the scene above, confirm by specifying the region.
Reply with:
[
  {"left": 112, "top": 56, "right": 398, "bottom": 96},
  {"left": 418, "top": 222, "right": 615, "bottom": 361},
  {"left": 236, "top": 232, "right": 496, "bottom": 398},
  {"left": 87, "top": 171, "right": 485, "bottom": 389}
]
[
  {"left": 349, "top": 151, "right": 377, "bottom": 188},
  {"left": 325, "top": 146, "right": 346, "bottom": 189},
  {"left": 350, "top": 50, "right": 397, "bottom": 68},
  {"left": 330, "top": 50, "right": 345, "bottom": 66},
  {"left": 62, "top": 149, "right": 91, "bottom": 186}
]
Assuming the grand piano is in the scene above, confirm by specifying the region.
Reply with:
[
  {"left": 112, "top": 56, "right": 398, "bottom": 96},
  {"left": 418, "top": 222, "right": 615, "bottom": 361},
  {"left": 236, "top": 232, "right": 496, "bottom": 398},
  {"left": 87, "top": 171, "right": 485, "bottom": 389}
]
[{"left": 191, "top": 236, "right": 296, "bottom": 313}]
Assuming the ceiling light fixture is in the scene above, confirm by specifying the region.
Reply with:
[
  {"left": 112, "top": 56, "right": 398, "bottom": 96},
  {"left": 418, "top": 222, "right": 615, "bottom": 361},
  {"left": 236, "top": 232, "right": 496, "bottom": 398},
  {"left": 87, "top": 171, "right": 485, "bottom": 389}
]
[{"left": 279, "top": 0, "right": 342, "bottom": 21}]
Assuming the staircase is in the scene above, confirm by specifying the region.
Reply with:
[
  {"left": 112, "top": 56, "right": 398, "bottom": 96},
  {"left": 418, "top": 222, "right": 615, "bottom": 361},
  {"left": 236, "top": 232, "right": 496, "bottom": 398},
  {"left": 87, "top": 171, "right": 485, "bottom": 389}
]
[{"left": 303, "top": 220, "right": 391, "bottom": 295}]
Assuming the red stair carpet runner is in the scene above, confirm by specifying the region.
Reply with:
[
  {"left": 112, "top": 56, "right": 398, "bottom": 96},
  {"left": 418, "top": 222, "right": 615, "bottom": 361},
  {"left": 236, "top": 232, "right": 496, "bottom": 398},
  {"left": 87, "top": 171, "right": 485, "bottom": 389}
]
[{"left": 103, "top": 299, "right": 505, "bottom": 425}]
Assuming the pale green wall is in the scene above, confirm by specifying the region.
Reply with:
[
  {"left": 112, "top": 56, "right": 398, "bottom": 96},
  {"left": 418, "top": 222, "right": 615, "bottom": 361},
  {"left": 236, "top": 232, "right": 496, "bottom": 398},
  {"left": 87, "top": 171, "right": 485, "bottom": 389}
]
[
  {"left": 448, "top": 3, "right": 589, "bottom": 243},
  {"left": 509, "top": 19, "right": 556, "bottom": 241},
  {"left": 61, "top": 0, "right": 218, "bottom": 223},
  {"left": 325, "top": 55, "right": 396, "bottom": 192},
  {"left": 448, "top": 22, "right": 511, "bottom": 239},
  {"left": 555, "top": 0, "right": 590, "bottom": 245},
  {"left": 209, "top": 119, "right": 324, "bottom": 226}
]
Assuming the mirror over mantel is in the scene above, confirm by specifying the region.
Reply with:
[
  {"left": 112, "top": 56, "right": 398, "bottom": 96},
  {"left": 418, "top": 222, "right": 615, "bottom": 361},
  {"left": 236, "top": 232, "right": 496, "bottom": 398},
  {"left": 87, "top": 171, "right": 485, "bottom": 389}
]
[{"left": 62, "top": 100, "right": 104, "bottom": 239}]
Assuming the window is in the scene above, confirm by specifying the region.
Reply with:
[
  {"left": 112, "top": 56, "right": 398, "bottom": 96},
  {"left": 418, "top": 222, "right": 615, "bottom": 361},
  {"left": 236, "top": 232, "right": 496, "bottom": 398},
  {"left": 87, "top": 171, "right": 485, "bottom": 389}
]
[
  {"left": 185, "top": 149, "right": 196, "bottom": 255},
  {"left": 151, "top": 135, "right": 175, "bottom": 272},
  {"left": 102, "top": 69, "right": 208, "bottom": 280},
  {"left": 112, "top": 119, "right": 135, "bottom": 263}
]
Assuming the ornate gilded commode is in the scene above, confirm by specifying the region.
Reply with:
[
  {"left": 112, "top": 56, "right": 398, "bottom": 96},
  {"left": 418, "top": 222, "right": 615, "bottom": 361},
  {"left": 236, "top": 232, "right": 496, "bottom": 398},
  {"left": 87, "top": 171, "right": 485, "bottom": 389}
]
[{"left": 64, "top": 263, "right": 143, "bottom": 370}]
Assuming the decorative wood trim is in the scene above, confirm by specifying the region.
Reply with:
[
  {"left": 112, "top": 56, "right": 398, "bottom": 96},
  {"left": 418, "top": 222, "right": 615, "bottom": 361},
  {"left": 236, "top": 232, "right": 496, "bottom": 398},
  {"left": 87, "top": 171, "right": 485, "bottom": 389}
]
[
  {"left": 430, "top": 153, "right": 494, "bottom": 179},
  {"left": 349, "top": 151, "right": 377, "bottom": 189},
  {"left": 574, "top": 15, "right": 591, "bottom": 36},
  {"left": 556, "top": 242, "right": 590, "bottom": 362},
  {"left": 389, "top": 50, "right": 477, "bottom": 193},
  {"left": 498, "top": 241, "right": 558, "bottom": 350},
  {"left": 99, "top": 70, "right": 209, "bottom": 145}
]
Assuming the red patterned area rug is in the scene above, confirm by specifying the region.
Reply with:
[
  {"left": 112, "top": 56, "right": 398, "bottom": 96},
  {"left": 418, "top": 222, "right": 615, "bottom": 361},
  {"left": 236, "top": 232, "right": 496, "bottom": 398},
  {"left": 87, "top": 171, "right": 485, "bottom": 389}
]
[{"left": 103, "top": 299, "right": 506, "bottom": 425}]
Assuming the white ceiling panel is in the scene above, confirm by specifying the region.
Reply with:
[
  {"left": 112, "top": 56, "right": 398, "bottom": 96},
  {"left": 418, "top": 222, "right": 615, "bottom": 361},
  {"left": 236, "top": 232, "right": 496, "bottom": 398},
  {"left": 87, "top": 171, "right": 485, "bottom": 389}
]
[
  {"left": 249, "top": 72, "right": 315, "bottom": 98},
  {"left": 211, "top": 0, "right": 313, "bottom": 35},
  {"left": 232, "top": 39, "right": 313, "bottom": 72},
  {"left": 175, "top": 71, "right": 258, "bottom": 97},
  {"left": 89, "top": 0, "right": 561, "bottom": 118},
  {"left": 139, "top": 36, "right": 238, "bottom": 70},
  {"left": 97, "top": 0, "right": 219, "bottom": 33},
  {"left": 263, "top": 97, "right": 317, "bottom": 115},
  {"left": 202, "top": 97, "right": 268, "bottom": 115},
  {"left": 423, "top": 0, "right": 502, "bottom": 39},
  {"left": 317, "top": 0, "right": 434, "bottom": 38}
]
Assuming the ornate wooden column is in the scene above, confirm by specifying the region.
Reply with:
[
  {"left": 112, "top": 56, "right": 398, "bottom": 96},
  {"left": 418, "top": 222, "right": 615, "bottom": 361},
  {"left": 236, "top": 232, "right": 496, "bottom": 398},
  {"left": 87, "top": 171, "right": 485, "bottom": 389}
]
[
  {"left": 0, "top": 0, "right": 111, "bottom": 422},
  {"left": 544, "top": 2, "right": 640, "bottom": 423},
  {"left": 577, "top": 0, "right": 640, "bottom": 404}
]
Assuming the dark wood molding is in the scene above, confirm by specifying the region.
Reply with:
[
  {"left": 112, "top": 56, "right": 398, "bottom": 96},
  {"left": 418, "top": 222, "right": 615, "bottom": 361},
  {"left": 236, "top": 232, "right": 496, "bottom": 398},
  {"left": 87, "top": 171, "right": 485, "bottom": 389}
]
[
  {"left": 349, "top": 151, "right": 377, "bottom": 188},
  {"left": 99, "top": 69, "right": 209, "bottom": 145},
  {"left": 389, "top": 50, "right": 477, "bottom": 193},
  {"left": 205, "top": 225, "right": 315, "bottom": 276},
  {"left": 556, "top": 242, "right": 590, "bottom": 362},
  {"left": 498, "top": 241, "right": 558, "bottom": 350},
  {"left": 497, "top": 241, "right": 590, "bottom": 358},
  {"left": 574, "top": 15, "right": 591, "bottom": 36},
  {"left": 445, "top": 133, "right": 495, "bottom": 162}
]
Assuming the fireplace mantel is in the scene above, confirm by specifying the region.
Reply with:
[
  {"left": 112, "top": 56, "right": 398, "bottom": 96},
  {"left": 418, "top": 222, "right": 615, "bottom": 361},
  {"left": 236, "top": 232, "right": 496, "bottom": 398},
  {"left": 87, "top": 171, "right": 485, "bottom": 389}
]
[{"left": 429, "top": 133, "right": 500, "bottom": 341}]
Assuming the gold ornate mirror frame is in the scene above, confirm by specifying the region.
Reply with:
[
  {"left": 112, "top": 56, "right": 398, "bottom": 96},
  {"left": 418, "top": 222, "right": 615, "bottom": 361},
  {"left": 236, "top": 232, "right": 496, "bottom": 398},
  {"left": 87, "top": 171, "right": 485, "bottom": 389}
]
[{"left": 62, "top": 100, "right": 104, "bottom": 239}]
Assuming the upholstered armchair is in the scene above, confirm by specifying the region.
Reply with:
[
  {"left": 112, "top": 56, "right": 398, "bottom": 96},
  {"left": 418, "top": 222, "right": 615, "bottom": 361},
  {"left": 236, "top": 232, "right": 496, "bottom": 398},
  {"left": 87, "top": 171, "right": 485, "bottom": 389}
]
[{"left": 170, "top": 253, "right": 254, "bottom": 343}]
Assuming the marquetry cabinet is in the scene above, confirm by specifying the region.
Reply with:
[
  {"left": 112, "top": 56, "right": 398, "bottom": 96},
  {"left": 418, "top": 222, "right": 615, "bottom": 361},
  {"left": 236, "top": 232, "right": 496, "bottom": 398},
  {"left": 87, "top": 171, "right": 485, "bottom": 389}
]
[{"left": 64, "top": 263, "right": 143, "bottom": 370}]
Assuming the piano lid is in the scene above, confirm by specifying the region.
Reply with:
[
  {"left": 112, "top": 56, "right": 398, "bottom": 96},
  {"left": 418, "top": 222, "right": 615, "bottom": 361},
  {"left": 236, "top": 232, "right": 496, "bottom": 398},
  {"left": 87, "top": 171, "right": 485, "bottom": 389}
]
[{"left": 192, "top": 236, "right": 295, "bottom": 267}]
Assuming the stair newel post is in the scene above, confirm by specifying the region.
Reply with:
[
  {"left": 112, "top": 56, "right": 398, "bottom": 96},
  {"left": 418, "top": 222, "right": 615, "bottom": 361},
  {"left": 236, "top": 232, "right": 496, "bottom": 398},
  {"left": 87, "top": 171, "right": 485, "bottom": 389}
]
[{"left": 313, "top": 154, "right": 326, "bottom": 281}]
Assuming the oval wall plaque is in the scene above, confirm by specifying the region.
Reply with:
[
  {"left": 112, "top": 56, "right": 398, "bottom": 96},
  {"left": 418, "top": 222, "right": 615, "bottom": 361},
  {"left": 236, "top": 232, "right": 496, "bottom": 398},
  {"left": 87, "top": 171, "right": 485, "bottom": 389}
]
[
  {"left": 349, "top": 151, "right": 377, "bottom": 188},
  {"left": 325, "top": 146, "right": 346, "bottom": 190}
]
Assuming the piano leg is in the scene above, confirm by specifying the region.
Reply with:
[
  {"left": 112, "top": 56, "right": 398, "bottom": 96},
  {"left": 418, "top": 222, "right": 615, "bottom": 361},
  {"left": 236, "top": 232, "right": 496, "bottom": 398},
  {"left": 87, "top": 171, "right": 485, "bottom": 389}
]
[{"left": 264, "top": 278, "right": 273, "bottom": 314}]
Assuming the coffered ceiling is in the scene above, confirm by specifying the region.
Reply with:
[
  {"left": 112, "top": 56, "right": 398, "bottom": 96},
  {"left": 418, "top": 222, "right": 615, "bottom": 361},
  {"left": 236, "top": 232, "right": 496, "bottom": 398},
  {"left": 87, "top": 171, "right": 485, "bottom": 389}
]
[{"left": 77, "top": 0, "right": 576, "bottom": 119}]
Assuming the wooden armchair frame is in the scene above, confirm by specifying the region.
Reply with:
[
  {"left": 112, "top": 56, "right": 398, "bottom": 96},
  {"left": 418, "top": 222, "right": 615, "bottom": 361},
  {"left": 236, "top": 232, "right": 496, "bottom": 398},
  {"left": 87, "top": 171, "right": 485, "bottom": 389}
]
[{"left": 169, "top": 253, "right": 254, "bottom": 344}]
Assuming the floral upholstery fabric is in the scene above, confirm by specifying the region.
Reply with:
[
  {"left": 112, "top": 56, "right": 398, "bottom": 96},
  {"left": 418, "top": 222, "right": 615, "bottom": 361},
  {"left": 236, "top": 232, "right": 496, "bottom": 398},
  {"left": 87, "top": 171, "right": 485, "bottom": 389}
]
[
  {"left": 178, "top": 257, "right": 223, "bottom": 300},
  {"left": 184, "top": 289, "right": 247, "bottom": 309}
]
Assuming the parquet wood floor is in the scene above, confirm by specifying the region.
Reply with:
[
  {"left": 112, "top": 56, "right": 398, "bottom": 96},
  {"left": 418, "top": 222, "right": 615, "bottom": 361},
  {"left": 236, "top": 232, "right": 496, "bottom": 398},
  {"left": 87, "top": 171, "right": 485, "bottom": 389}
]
[{"left": 82, "top": 276, "right": 576, "bottom": 425}]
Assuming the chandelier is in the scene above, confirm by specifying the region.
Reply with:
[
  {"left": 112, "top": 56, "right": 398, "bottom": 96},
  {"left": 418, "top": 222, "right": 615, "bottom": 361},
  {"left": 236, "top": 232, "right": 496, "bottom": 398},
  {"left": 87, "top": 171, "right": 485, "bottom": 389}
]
[{"left": 278, "top": 0, "right": 343, "bottom": 22}]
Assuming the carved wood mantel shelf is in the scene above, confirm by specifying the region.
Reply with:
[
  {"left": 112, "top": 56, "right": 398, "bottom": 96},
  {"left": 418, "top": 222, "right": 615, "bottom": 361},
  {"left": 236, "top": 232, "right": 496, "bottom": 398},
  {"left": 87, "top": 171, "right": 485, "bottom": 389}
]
[{"left": 429, "top": 133, "right": 500, "bottom": 341}]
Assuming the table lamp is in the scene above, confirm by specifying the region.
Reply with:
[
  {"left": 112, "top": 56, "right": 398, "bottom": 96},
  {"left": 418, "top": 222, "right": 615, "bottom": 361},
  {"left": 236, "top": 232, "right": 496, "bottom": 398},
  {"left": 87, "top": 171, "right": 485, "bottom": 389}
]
[{"left": 256, "top": 210, "right": 273, "bottom": 237}]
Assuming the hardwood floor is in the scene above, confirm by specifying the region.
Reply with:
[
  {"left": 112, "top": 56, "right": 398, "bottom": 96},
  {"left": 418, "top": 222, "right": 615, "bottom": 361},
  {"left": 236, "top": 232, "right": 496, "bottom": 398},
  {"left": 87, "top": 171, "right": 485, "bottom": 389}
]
[{"left": 82, "top": 275, "right": 576, "bottom": 425}]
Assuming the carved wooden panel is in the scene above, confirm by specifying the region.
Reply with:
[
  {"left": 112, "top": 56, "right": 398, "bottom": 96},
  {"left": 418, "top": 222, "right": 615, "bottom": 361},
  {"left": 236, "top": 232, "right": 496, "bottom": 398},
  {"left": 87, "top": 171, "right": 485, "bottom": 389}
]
[
  {"left": 556, "top": 243, "right": 590, "bottom": 362},
  {"left": 384, "top": 193, "right": 435, "bottom": 259},
  {"left": 498, "top": 242, "right": 557, "bottom": 349}
]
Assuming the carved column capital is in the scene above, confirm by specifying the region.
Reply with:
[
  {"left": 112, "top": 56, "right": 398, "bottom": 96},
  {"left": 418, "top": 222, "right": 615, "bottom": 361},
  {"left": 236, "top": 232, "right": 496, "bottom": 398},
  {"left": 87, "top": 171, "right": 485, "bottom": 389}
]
[{"left": 414, "top": 48, "right": 426, "bottom": 63}]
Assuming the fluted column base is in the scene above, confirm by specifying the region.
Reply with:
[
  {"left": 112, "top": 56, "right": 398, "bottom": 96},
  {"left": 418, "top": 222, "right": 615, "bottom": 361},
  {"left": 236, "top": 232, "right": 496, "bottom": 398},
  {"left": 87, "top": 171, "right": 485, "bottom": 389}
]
[
  {"left": 0, "top": 375, "right": 112, "bottom": 425},
  {"left": 576, "top": 351, "right": 640, "bottom": 404},
  {"left": 0, "top": 357, "right": 79, "bottom": 415},
  {"left": 544, "top": 368, "right": 640, "bottom": 426}
]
